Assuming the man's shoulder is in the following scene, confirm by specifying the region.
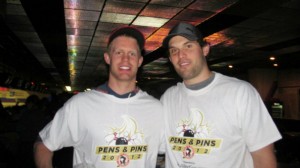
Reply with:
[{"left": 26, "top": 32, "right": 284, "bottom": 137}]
[
  {"left": 138, "top": 90, "right": 161, "bottom": 103},
  {"left": 215, "top": 72, "right": 249, "bottom": 86},
  {"left": 168, "top": 82, "right": 183, "bottom": 91},
  {"left": 66, "top": 90, "right": 101, "bottom": 103},
  {"left": 161, "top": 82, "right": 183, "bottom": 97},
  {"left": 215, "top": 72, "right": 256, "bottom": 93}
]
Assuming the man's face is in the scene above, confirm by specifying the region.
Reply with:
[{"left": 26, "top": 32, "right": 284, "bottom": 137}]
[
  {"left": 168, "top": 36, "right": 209, "bottom": 84},
  {"left": 104, "top": 36, "right": 143, "bottom": 83}
]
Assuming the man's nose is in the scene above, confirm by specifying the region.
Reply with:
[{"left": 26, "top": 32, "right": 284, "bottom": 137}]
[
  {"left": 122, "top": 54, "right": 130, "bottom": 61},
  {"left": 178, "top": 49, "right": 186, "bottom": 58}
]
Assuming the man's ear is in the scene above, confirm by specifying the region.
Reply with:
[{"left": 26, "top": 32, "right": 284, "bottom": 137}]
[
  {"left": 138, "top": 56, "right": 143, "bottom": 67},
  {"left": 202, "top": 44, "right": 210, "bottom": 57},
  {"left": 104, "top": 52, "right": 110, "bottom": 65},
  {"left": 169, "top": 56, "right": 174, "bottom": 65}
]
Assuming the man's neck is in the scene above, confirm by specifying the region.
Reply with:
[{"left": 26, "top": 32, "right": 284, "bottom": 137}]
[
  {"left": 185, "top": 72, "right": 215, "bottom": 90},
  {"left": 97, "top": 82, "right": 139, "bottom": 98},
  {"left": 184, "top": 70, "right": 213, "bottom": 86},
  {"left": 107, "top": 79, "right": 137, "bottom": 95}
]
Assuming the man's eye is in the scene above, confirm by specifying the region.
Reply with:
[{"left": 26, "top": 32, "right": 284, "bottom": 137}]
[
  {"left": 170, "top": 49, "right": 178, "bottom": 54},
  {"left": 186, "top": 44, "right": 193, "bottom": 48},
  {"left": 129, "top": 52, "right": 137, "bottom": 57},
  {"left": 115, "top": 51, "right": 122, "bottom": 55}
]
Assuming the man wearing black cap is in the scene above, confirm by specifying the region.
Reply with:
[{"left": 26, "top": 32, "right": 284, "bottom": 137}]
[
  {"left": 160, "top": 22, "right": 282, "bottom": 168},
  {"left": 34, "top": 26, "right": 164, "bottom": 168}
]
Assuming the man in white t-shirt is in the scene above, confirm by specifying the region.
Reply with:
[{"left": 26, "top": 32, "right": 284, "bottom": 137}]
[
  {"left": 34, "top": 26, "right": 164, "bottom": 168},
  {"left": 160, "top": 22, "right": 282, "bottom": 168}
]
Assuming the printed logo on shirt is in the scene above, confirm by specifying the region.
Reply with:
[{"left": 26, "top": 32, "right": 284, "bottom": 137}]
[
  {"left": 116, "top": 154, "right": 130, "bottom": 167},
  {"left": 183, "top": 145, "right": 194, "bottom": 159},
  {"left": 95, "top": 115, "right": 147, "bottom": 167},
  {"left": 169, "top": 108, "right": 222, "bottom": 159}
]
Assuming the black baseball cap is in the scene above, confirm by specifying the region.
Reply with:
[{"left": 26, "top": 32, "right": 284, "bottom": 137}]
[
  {"left": 108, "top": 26, "right": 145, "bottom": 52},
  {"left": 162, "top": 22, "right": 204, "bottom": 48}
]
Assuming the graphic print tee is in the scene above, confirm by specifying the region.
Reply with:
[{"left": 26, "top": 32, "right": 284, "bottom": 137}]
[
  {"left": 40, "top": 90, "right": 164, "bottom": 168},
  {"left": 161, "top": 72, "right": 282, "bottom": 168}
]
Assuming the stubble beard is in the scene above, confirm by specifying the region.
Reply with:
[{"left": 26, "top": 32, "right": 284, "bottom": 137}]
[
  {"left": 176, "top": 67, "right": 195, "bottom": 81},
  {"left": 175, "top": 64, "right": 202, "bottom": 82}
]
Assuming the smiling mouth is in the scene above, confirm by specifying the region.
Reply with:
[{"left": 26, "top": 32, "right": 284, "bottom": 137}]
[
  {"left": 179, "top": 62, "right": 190, "bottom": 67},
  {"left": 120, "top": 66, "right": 130, "bottom": 70}
]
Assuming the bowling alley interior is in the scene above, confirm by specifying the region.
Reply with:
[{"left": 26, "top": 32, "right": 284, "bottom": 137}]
[{"left": 1, "top": 0, "right": 300, "bottom": 167}]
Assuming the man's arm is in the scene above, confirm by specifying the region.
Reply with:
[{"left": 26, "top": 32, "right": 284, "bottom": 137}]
[
  {"left": 33, "top": 136, "right": 53, "bottom": 168},
  {"left": 251, "top": 143, "right": 277, "bottom": 168}
]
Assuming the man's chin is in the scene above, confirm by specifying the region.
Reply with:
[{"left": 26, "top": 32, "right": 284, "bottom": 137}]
[{"left": 118, "top": 75, "right": 136, "bottom": 82}]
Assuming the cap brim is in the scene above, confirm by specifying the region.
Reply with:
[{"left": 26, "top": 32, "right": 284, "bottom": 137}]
[{"left": 162, "top": 33, "right": 198, "bottom": 48}]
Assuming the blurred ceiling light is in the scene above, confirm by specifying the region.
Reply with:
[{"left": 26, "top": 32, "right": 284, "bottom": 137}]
[
  {"left": 100, "top": 12, "right": 135, "bottom": 24},
  {"left": 269, "top": 56, "right": 276, "bottom": 61},
  {"left": 133, "top": 16, "right": 169, "bottom": 27},
  {"left": 65, "top": 86, "right": 72, "bottom": 91}
]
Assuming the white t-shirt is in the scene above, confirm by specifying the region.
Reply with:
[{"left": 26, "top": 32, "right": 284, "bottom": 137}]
[
  {"left": 160, "top": 72, "right": 282, "bottom": 168},
  {"left": 39, "top": 89, "right": 164, "bottom": 168}
]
